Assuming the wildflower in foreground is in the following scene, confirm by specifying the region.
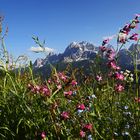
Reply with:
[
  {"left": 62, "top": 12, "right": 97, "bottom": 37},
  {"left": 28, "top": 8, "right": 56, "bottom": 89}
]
[
  {"left": 87, "top": 94, "right": 97, "bottom": 100},
  {"left": 114, "top": 72, "right": 124, "bottom": 81},
  {"left": 106, "top": 48, "right": 116, "bottom": 60},
  {"left": 61, "top": 111, "right": 70, "bottom": 120},
  {"left": 122, "top": 23, "right": 131, "bottom": 34},
  {"left": 129, "top": 18, "right": 139, "bottom": 29},
  {"left": 41, "top": 86, "right": 50, "bottom": 96},
  {"left": 115, "top": 84, "right": 124, "bottom": 92},
  {"left": 80, "top": 130, "right": 86, "bottom": 138},
  {"left": 57, "top": 84, "right": 62, "bottom": 89},
  {"left": 71, "top": 80, "right": 77, "bottom": 86},
  {"left": 77, "top": 104, "right": 86, "bottom": 110},
  {"left": 135, "top": 14, "right": 140, "bottom": 18},
  {"left": 64, "top": 91, "right": 73, "bottom": 96},
  {"left": 123, "top": 70, "right": 134, "bottom": 82},
  {"left": 99, "top": 46, "right": 107, "bottom": 52},
  {"left": 88, "top": 134, "right": 93, "bottom": 140},
  {"left": 129, "top": 33, "right": 139, "bottom": 41},
  {"left": 47, "top": 79, "right": 51, "bottom": 84},
  {"left": 96, "top": 75, "right": 102, "bottom": 82},
  {"left": 58, "top": 72, "right": 67, "bottom": 81},
  {"left": 117, "top": 30, "right": 128, "bottom": 44},
  {"left": 41, "top": 132, "right": 46, "bottom": 140},
  {"left": 102, "top": 38, "right": 109, "bottom": 46},
  {"left": 83, "top": 123, "right": 93, "bottom": 131},
  {"left": 31, "top": 85, "right": 41, "bottom": 94},
  {"left": 108, "top": 60, "right": 120, "bottom": 70}
]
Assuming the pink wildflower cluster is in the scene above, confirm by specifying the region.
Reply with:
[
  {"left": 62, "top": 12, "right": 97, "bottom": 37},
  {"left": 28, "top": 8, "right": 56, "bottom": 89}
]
[
  {"left": 28, "top": 83, "right": 50, "bottom": 96},
  {"left": 64, "top": 91, "right": 73, "bottom": 97},
  {"left": 58, "top": 72, "right": 67, "bottom": 81},
  {"left": 77, "top": 104, "right": 86, "bottom": 110},
  {"left": 113, "top": 72, "right": 124, "bottom": 81},
  {"left": 47, "top": 72, "right": 67, "bottom": 90},
  {"left": 99, "top": 34, "right": 126, "bottom": 92},
  {"left": 61, "top": 111, "right": 70, "bottom": 120},
  {"left": 107, "top": 63, "right": 124, "bottom": 92},
  {"left": 99, "top": 35, "right": 116, "bottom": 61},
  {"left": 71, "top": 80, "right": 78, "bottom": 86},
  {"left": 107, "top": 60, "right": 120, "bottom": 71},
  {"left": 99, "top": 38, "right": 125, "bottom": 92},
  {"left": 118, "top": 14, "right": 140, "bottom": 44},
  {"left": 79, "top": 123, "right": 93, "bottom": 138},
  {"left": 48, "top": 72, "right": 78, "bottom": 91},
  {"left": 99, "top": 38, "right": 125, "bottom": 94}
]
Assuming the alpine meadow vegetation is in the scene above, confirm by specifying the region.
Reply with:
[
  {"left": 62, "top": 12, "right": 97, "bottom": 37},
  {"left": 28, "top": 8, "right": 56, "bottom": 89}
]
[{"left": 0, "top": 14, "right": 140, "bottom": 140}]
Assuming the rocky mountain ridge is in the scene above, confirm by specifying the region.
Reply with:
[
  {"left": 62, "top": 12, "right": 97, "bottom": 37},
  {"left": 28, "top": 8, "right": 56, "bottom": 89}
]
[
  {"left": 33, "top": 41, "right": 140, "bottom": 71},
  {"left": 33, "top": 41, "right": 98, "bottom": 68}
]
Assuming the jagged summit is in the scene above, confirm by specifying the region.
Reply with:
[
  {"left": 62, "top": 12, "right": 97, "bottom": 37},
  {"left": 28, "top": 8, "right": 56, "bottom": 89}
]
[
  {"left": 63, "top": 41, "right": 97, "bottom": 62},
  {"left": 33, "top": 41, "right": 98, "bottom": 68},
  {"left": 64, "top": 41, "right": 96, "bottom": 53}
]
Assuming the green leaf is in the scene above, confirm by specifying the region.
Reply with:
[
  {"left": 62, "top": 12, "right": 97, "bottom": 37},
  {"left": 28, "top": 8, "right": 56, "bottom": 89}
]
[
  {"left": 16, "top": 118, "right": 24, "bottom": 134},
  {"left": 0, "top": 126, "right": 15, "bottom": 136}
]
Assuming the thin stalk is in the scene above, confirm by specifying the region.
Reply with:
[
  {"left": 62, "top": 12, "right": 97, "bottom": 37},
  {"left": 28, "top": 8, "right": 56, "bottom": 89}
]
[
  {"left": 7, "top": 72, "right": 17, "bottom": 94},
  {"left": 133, "top": 39, "right": 140, "bottom": 133},
  {"left": 134, "top": 39, "right": 140, "bottom": 98},
  {"left": 116, "top": 43, "right": 125, "bottom": 63},
  {"left": 1, "top": 38, "right": 9, "bottom": 71}
]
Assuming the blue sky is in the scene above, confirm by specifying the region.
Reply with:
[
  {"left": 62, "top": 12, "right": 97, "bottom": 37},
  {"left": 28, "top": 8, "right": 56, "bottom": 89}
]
[{"left": 0, "top": 0, "right": 140, "bottom": 61}]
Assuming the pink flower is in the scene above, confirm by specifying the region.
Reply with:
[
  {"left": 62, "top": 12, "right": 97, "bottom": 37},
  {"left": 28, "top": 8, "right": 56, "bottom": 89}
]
[
  {"left": 117, "top": 31, "right": 128, "bottom": 44},
  {"left": 123, "top": 23, "right": 131, "bottom": 34},
  {"left": 41, "top": 86, "right": 50, "bottom": 96},
  {"left": 114, "top": 72, "right": 124, "bottom": 81},
  {"left": 102, "top": 38, "right": 109, "bottom": 46},
  {"left": 107, "top": 60, "right": 121, "bottom": 71},
  {"left": 41, "top": 132, "right": 46, "bottom": 139},
  {"left": 135, "top": 14, "right": 140, "bottom": 18},
  {"left": 107, "top": 60, "right": 117, "bottom": 70},
  {"left": 77, "top": 104, "right": 86, "bottom": 110},
  {"left": 64, "top": 91, "right": 73, "bottom": 96},
  {"left": 115, "top": 84, "right": 124, "bottom": 92},
  {"left": 79, "top": 130, "right": 86, "bottom": 138},
  {"left": 61, "top": 111, "right": 69, "bottom": 120},
  {"left": 116, "top": 66, "right": 121, "bottom": 70},
  {"left": 71, "top": 80, "right": 77, "bottom": 86},
  {"left": 31, "top": 85, "right": 41, "bottom": 93},
  {"left": 129, "top": 33, "right": 139, "bottom": 41},
  {"left": 99, "top": 46, "right": 107, "bottom": 52},
  {"left": 83, "top": 123, "right": 93, "bottom": 131},
  {"left": 48, "top": 79, "right": 51, "bottom": 84},
  {"left": 106, "top": 49, "right": 116, "bottom": 60},
  {"left": 57, "top": 84, "right": 62, "bottom": 89},
  {"left": 58, "top": 72, "right": 67, "bottom": 81},
  {"left": 129, "top": 19, "right": 139, "bottom": 29},
  {"left": 96, "top": 75, "right": 102, "bottom": 82}
]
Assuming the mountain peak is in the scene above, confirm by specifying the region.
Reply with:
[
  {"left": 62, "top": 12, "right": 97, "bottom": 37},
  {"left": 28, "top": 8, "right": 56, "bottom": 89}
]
[{"left": 33, "top": 41, "right": 98, "bottom": 67}]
